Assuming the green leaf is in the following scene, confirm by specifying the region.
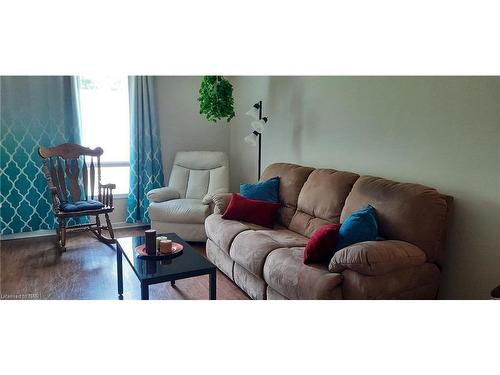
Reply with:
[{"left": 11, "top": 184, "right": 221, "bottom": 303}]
[{"left": 198, "top": 76, "right": 236, "bottom": 124}]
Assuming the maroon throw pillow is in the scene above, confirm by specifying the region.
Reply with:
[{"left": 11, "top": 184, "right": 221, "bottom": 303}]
[
  {"left": 303, "top": 224, "right": 341, "bottom": 264},
  {"left": 222, "top": 193, "right": 281, "bottom": 228}
]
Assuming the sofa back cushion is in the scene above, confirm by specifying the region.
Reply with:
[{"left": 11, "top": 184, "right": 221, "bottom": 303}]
[
  {"left": 340, "top": 176, "right": 452, "bottom": 265},
  {"left": 260, "top": 163, "right": 314, "bottom": 227},
  {"left": 289, "top": 169, "right": 359, "bottom": 237}
]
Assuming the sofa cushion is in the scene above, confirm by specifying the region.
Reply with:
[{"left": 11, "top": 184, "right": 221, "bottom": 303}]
[
  {"left": 229, "top": 231, "right": 282, "bottom": 278},
  {"left": 263, "top": 247, "right": 344, "bottom": 299},
  {"left": 222, "top": 193, "right": 281, "bottom": 228},
  {"left": 336, "top": 205, "right": 379, "bottom": 251},
  {"left": 254, "top": 227, "right": 309, "bottom": 248},
  {"left": 341, "top": 176, "right": 452, "bottom": 264},
  {"left": 260, "top": 163, "right": 314, "bottom": 227},
  {"left": 289, "top": 169, "right": 359, "bottom": 237},
  {"left": 205, "top": 214, "right": 267, "bottom": 254},
  {"left": 240, "top": 176, "right": 280, "bottom": 203},
  {"left": 304, "top": 224, "right": 340, "bottom": 264},
  {"left": 148, "top": 199, "right": 210, "bottom": 224}
]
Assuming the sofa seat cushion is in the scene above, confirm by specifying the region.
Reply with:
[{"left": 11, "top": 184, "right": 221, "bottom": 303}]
[
  {"left": 229, "top": 231, "right": 283, "bottom": 278},
  {"left": 149, "top": 199, "right": 210, "bottom": 224},
  {"left": 205, "top": 214, "right": 268, "bottom": 254},
  {"left": 263, "top": 247, "right": 344, "bottom": 299},
  {"left": 254, "top": 227, "right": 309, "bottom": 248}
]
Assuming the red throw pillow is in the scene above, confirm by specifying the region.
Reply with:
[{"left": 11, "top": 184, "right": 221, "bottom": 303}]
[
  {"left": 222, "top": 193, "right": 281, "bottom": 228},
  {"left": 303, "top": 224, "right": 341, "bottom": 264}
]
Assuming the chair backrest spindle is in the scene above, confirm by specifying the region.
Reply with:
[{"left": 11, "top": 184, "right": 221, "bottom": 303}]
[
  {"left": 90, "top": 157, "right": 95, "bottom": 200},
  {"left": 38, "top": 143, "right": 104, "bottom": 204},
  {"left": 97, "top": 155, "right": 102, "bottom": 202},
  {"left": 82, "top": 157, "right": 89, "bottom": 201},
  {"left": 56, "top": 157, "right": 69, "bottom": 202}
]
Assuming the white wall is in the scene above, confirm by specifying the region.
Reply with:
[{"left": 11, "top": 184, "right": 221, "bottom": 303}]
[
  {"left": 229, "top": 76, "right": 500, "bottom": 299},
  {"left": 155, "top": 76, "right": 231, "bottom": 184}
]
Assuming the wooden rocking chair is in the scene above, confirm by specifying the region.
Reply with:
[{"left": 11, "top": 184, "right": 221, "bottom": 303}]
[{"left": 38, "top": 143, "right": 116, "bottom": 252}]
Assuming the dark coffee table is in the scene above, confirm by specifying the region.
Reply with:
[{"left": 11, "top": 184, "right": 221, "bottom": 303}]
[{"left": 115, "top": 233, "right": 216, "bottom": 300}]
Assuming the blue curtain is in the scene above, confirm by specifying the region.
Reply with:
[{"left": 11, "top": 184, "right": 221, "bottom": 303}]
[
  {"left": 0, "top": 76, "right": 82, "bottom": 235},
  {"left": 126, "top": 76, "right": 164, "bottom": 223}
]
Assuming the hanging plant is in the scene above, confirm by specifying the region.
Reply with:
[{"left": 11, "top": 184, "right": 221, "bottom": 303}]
[{"left": 198, "top": 76, "right": 236, "bottom": 123}]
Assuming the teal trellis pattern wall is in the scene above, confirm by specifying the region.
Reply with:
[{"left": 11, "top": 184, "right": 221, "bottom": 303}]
[{"left": 0, "top": 76, "right": 81, "bottom": 235}]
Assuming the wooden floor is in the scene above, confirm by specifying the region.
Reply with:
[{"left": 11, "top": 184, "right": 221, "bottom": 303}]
[{"left": 0, "top": 228, "right": 249, "bottom": 300}]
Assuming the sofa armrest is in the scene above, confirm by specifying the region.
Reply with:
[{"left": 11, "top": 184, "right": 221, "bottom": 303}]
[
  {"left": 202, "top": 187, "right": 229, "bottom": 205},
  {"left": 147, "top": 187, "right": 180, "bottom": 203},
  {"left": 212, "top": 193, "right": 233, "bottom": 214},
  {"left": 328, "top": 240, "right": 427, "bottom": 276}
]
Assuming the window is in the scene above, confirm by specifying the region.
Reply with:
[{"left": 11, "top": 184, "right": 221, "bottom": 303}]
[{"left": 79, "top": 76, "right": 130, "bottom": 195}]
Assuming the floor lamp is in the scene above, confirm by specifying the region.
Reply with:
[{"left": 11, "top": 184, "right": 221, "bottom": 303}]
[{"left": 244, "top": 100, "right": 268, "bottom": 180}]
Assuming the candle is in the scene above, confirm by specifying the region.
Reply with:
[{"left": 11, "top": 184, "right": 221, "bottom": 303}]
[
  {"left": 156, "top": 236, "right": 168, "bottom": 250},
  {"left": 145, "top": 229, "right": 156, "bottom": 255},
  {"left": 159, "top": 239, "right": 173, "bottom": 254}
]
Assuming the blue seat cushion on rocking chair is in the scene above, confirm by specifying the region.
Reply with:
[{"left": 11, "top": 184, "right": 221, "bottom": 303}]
[{"left": 60, "top": 199, "right": 105, "bottom": 213}]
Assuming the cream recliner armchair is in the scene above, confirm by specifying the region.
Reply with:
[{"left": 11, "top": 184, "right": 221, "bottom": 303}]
[{"left": 147, "top": 151, "right": 229, "bottom": 242}]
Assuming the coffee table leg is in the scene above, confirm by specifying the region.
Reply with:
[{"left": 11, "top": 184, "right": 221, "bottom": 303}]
[
  {"left": 117, "top": 244, "right": 123, "bottom": 300},
  {"left": 209, "top": 270, "right": 216, "bottom": 300},
  {"left": 171, "top": 280, "right": 175, "bottom": 286},
  {"left": 141, "top": 282, "right": 149, "bottom": 300}
]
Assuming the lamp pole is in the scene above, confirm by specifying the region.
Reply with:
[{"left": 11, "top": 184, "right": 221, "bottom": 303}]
[{"left": 258, "top": 100, "right": 262, "bottom": 181}]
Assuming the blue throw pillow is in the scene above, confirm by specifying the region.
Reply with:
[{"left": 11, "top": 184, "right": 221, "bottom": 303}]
[
  {"left": 335, "top": 205, "right": 379, "bottom": 251},
  {"left": 240, "top": 176, "right": 280, "bottom": 203}
]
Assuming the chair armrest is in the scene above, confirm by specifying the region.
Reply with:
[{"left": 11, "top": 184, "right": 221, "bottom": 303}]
[
  {"left": 328, "top": 240, "right": 427, "bottom": 276},
  {"left": 147, "top": 187, "right": 180, "bottom": 203},
  {"left": 211, "top": 193, "right": 233, "bottom": 214},
  {"left": 202, "top": 187, "right": 229, "bottom": 205}
]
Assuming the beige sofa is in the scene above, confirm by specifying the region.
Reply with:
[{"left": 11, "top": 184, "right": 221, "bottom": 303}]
[{"left": 205, "top": 163, "right": 453, "bottom": 299}]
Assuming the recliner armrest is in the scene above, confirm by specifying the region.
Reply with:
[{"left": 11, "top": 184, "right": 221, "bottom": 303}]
[
  {"left": 147, "top": 187, "right": 180, "bottom": 203},
  {"left": 328, "top": 240, "right": 427, "bottom": 276}
]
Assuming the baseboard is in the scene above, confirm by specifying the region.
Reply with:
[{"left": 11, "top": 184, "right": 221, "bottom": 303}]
[{"left": 0, "top": 222, "right": 148, "bottom": 241}]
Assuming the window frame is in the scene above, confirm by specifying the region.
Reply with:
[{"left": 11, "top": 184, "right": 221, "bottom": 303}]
[
  {"left": 99, "top": 161, "right": 130, "bottom": 199},
  {"left": 78, "top": 75, "right": 131, "bottom": 198}
]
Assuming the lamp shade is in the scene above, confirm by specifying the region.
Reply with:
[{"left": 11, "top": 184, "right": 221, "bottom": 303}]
[
  {"left": 244, "top": 133, "right": 258, "bottom": 146},
  {"left": 251, "top": 118, "right": 267, "bottom": 133},
  {"left": 245, "top": 106, "right": 260, "bottom": 120}
]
